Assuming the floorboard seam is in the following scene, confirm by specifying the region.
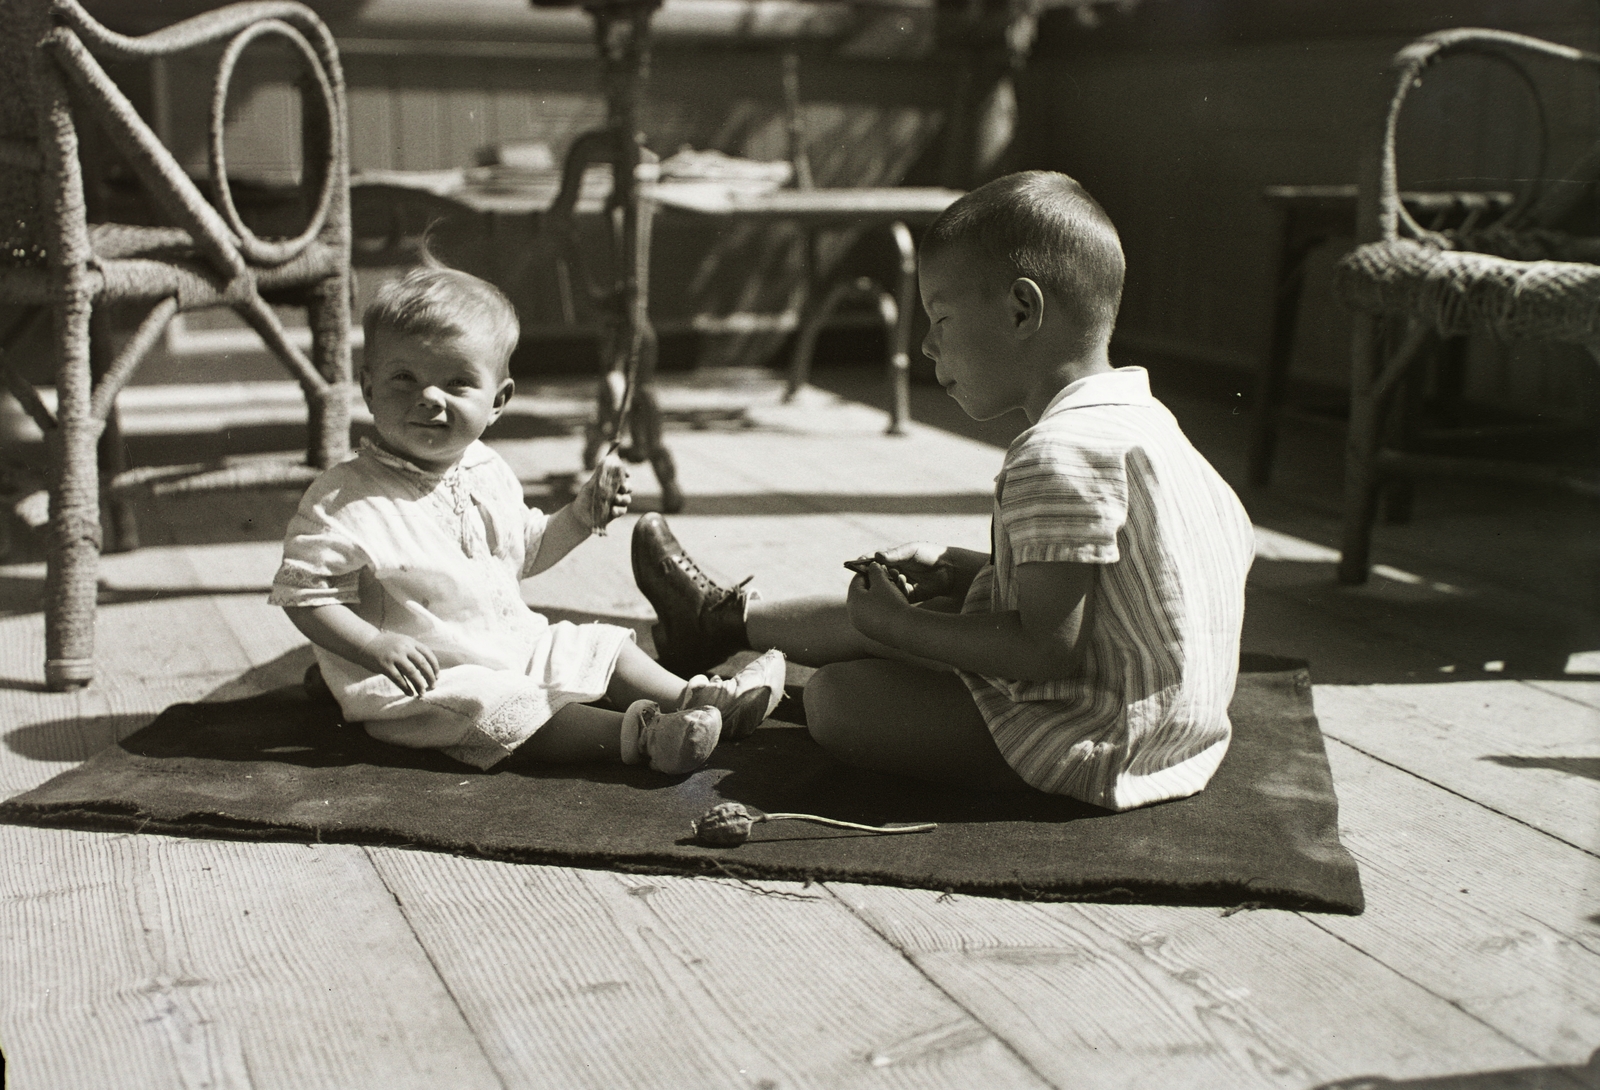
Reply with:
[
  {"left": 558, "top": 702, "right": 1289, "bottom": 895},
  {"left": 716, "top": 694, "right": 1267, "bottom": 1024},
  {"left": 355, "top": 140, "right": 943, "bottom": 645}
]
[
  {"left": 358, "top": 846, "right": 511, "bottom": 1090},
  {"left": 1300, "top": 912, "right": 1573, "bottom": 1069},
  {"left": 819, "top": 882, "right": 1062, "bottom": 1090},
  {"left": 1323, "top": 735, "right": 1600, "bottom": 860}
]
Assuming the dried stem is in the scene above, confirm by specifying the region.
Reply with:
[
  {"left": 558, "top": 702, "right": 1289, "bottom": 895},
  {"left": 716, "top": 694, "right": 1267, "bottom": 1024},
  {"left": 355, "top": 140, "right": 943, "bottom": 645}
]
[{"left": 759, "top": 813, "right": 936, "bottom": 835}]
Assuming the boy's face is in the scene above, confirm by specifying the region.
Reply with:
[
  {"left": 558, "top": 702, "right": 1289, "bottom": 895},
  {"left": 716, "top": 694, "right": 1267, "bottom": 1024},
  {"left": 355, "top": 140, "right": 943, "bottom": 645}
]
[
  {"left": 918, "top": 245, "right": 1030, "bottom": 421},
  {"left": 361, "top": 327, "right": 513, "bottom": 473}
]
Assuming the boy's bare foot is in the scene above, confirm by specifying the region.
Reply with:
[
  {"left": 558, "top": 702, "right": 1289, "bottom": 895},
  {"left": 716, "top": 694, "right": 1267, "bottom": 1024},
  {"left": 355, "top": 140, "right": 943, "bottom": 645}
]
[
  {"left": 621, "top": 700, "right": 722, "bottom": 775},
  {"left": 631, "top": 513, "right": 751, "bottom": 675},
  {"left": 683, "top": 648, "right": 787, "bottom": 740}
]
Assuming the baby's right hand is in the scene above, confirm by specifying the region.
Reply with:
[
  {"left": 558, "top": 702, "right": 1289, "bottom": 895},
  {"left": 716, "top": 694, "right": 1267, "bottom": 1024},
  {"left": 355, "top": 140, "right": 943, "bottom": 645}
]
[
  {"left": 576, "top": 452, "right": 632, "bottom": 534},
  {"left": 362, "top": 632, "right": 439, "bottom": 697}
]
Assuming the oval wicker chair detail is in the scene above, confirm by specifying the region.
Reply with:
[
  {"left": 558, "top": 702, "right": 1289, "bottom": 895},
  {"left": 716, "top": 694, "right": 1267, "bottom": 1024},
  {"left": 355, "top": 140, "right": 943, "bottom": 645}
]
[
  {"left": 0, "top": 0, "right": 354, "bottom": 689},
  {"left": 1332, "top": 28, "right": 1600, "bottom": 585}
]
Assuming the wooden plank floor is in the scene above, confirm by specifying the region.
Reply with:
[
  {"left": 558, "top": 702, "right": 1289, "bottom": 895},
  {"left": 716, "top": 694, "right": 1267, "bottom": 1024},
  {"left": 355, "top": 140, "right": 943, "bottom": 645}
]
[{"left": 1, "top": 366, "right": 1596, "bottom": 1089}]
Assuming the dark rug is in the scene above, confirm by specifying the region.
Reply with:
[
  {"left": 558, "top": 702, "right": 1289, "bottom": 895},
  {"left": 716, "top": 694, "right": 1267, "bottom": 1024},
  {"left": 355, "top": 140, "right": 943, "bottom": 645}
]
[{"left": 0, "top": 654, "right": 1363, "bottom": 912}]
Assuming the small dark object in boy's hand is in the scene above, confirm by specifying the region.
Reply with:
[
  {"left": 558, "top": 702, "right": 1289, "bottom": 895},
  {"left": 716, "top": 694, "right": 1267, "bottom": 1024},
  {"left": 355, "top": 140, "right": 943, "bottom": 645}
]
[{"left": 845, "top": 557, "right": 912, "bottom": 598}]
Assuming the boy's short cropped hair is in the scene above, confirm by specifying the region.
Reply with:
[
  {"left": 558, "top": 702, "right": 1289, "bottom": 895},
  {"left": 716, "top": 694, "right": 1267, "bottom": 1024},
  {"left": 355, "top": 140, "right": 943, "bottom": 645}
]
[
  {"left": 923, "top": 171, "right": 1125, "bottom": 339},
  {"left": 363, "top": 263, "right": 521, "bottom": 376}
]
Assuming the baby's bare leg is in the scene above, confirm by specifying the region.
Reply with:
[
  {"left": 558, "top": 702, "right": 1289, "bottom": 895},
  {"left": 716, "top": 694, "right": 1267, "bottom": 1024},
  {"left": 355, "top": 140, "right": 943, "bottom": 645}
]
[
  {"left": 519, "top": 695, "right": 719, "bottom": 774},
  {"left": 607, "top": 640, "right": 689, "bottom": 707},
  {"left": 517, "top": 702, "right": 623, "bottom": 764},
  {"left": 804, "top": 659, "right": 1030, "bottom": 791}
]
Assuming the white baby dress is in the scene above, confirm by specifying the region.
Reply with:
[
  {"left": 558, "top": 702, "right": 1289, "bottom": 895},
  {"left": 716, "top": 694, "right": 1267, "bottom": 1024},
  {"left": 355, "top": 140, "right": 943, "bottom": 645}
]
[{"left": 269, "top": 439, "right": 633, "bottom": 768}]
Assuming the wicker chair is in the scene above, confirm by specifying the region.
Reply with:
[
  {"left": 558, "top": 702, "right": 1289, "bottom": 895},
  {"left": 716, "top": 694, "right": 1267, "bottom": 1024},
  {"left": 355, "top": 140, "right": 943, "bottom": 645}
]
[
  {"left": 1334, "top": 28, "right": 1600, "bottom": 584},
  {"left": 0, "top": 0, "right": 353, "bottom": 689}
]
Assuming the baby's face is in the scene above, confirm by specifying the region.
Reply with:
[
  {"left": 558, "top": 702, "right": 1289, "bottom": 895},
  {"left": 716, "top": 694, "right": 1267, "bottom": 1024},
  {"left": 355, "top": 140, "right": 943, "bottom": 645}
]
[
  {"left": 918, "top": 246, "right": 1028, "bottom": 421},
  {"left": 361, "top": 328, "right": 513, "bottom": 472}
]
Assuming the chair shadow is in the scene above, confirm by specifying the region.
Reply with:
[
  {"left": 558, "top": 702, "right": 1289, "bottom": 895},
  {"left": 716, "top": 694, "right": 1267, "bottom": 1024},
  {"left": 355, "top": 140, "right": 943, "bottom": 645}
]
[
  {"left": 0, "top": 571, "right": 273, "bottom": 621},
  {"left": 1245, "top": 557, "right": 1600, "bottom": 685},
  {"left": 3, "top": 644, "right": 318, "bottom": 762},
  {"left": 5, "top": 713, "right": 158, "bottom": 763}
]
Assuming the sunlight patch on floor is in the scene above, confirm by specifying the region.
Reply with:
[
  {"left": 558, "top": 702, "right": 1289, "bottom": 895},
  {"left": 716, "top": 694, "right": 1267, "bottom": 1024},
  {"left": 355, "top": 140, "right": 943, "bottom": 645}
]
[{"left": 1252, "top": 525, "right": 1465, "bottom": 595}]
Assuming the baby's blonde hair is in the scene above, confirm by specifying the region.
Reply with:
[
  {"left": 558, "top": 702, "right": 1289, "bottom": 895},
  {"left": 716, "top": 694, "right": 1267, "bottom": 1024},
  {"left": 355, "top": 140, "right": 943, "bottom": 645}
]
[{"left": 363, "top": 262, "right": 520, "bottom": 377}]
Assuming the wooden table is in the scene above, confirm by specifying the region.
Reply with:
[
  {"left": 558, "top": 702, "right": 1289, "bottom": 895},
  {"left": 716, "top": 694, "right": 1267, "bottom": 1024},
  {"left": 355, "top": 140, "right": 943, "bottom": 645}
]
[
  {"left": 646, "top": 183, "right": 963, "bottom": 435},
  {"left": 352, "top": 173, "right": 962, "bottom": 485},
  {"left": 351, "top": 0, "right": 959, "bottom": 512}
]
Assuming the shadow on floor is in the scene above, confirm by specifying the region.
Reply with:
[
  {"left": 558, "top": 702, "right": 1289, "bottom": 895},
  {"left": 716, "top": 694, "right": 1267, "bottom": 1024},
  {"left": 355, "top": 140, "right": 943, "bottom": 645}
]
[
  {"left": 1243, "top": 558, "right": 1600, "bottom": 685},
  {"left": 1309, "top": 1047, "right": 1600, "bottom": 1089},
  {"left": 1481, "top": 756, "right": 1600, "bottom": 783},
  {"left": 0, "top": 572, "right": 273, "bottom": 619},
  {"left": 6, "top": 713, "right": 156, "bottom": 763}
]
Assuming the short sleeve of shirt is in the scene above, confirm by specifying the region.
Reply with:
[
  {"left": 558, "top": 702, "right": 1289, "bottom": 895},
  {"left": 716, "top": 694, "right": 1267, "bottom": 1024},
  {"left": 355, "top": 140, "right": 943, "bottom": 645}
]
[
  {"left": 268, "top": 488, "right": 370, "bottom": 609},
  {"left": 519, "top": 505, "right": 550, "bottom": 579},
  {"left": 1000, "top": 432, "right": 1128, "bottom": 566}
]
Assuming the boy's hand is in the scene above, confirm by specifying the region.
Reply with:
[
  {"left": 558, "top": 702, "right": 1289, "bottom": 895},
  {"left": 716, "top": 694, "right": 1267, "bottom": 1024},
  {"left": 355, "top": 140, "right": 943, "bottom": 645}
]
[
  {"left": 846, "top": 562, "right": 911, "bottom": 643},
  {"left": 576, "top": 452, "right": 632, "bottom": 532},
  {"left": 870, "top": 541, "right": 958, "bottom": 602},
  {"left": 362, "top": 632, "right": 439, "bottom": 697}
]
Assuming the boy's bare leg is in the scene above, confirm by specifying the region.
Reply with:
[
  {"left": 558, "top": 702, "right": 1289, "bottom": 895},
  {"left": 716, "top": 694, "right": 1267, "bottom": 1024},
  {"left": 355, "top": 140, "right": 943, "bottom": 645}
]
[
  {"left": 803, "top": 659, "right": 1030, "bottom": 791},
  {"left": 746, "top": 596, "right": 954, "bottom": 671},
  {"left": 745, "top": 596, "right": 870, "bottom": 666}
]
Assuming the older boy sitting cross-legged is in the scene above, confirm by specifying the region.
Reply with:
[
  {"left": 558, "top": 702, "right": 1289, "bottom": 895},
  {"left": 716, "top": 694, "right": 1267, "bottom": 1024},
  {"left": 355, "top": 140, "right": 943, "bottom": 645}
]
[{"left": 634, "top": 170, "right": 1255, "bottom": 811}]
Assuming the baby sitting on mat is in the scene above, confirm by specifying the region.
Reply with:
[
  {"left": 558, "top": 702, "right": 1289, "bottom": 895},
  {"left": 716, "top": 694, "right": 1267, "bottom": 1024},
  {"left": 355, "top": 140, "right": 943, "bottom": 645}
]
[
  {"left": 632, "top": 171, "right": 1256, "bottom": 811},
  {"left": 269, "top": 263, "right": 784, "bottom": 774}
]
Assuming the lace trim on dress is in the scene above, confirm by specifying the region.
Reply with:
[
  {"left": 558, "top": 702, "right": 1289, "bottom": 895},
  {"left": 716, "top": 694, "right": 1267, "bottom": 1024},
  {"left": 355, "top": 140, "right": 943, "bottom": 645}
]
[{"left": 359, "top": 438, "right": 492, "bottom": 558}]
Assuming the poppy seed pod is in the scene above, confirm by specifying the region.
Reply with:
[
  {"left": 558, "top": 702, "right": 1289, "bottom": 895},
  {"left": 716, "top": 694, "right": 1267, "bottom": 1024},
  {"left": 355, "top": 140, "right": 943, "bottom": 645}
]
[{"left": 692, "top": 802, "right": 757, "bottom": 846}]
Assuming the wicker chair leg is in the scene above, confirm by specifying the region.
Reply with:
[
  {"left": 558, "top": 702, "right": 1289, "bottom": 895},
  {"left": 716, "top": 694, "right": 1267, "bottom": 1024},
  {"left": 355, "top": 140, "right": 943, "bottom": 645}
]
[
  {"left": 90, "top": 311, "right": 137, "bottom": 552},
  {"left": 44, "top": 295, "right": 100, "bottom": 690},
  {"left": 97, "top": 400, "right": 137, "bottom": 552},
  {"left": 304, "top": 276, "right": 353, "bottom": 468},
  {"left": 1338, "top": 316, "right": 1386, "bottom": 585}
]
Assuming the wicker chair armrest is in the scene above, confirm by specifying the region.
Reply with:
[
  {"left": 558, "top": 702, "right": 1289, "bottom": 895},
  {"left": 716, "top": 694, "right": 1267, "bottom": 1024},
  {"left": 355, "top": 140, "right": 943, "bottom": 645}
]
[
  {"left": 1360, "top": 28, "right": 1600, "bottom": 246},
  {"left": 53, "top": 1, "right": 336, "bottom": 63},
  {"left": 51, "top": 0, "right": 347, "bottom": 268}
]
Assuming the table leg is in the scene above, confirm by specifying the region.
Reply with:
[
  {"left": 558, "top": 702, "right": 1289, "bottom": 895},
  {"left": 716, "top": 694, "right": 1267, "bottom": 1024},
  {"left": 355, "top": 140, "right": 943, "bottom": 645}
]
[
  {"left": 885, "top": 220, "right": 915, "bottom": 436},
  {"left": 785, "top": 220, "right": 917, "bottom": 437},
  {"left": 570, "top": 0, "right": 682, "bottom": 511},
  {"left": 1247, "top": 217, "right": 1321, "bottom": 488}
]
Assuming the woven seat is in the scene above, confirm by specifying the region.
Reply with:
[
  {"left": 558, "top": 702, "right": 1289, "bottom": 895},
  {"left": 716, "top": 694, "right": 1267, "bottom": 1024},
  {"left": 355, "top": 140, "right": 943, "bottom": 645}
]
[
  {"left": 1339, "top": 238, "right": 1600, "bottom": 344},
  {"left": 1332, "top": 28, "right": 1600, "bottom": 584},
  {"left": 0, "top": 0, "right": 353, "bottom": 689}
]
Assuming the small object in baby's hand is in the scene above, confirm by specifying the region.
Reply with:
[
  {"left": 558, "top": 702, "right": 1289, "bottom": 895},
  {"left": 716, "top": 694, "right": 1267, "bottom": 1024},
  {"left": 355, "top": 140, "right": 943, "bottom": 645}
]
[
  {"left": 843, "top": 557, "right": 877, "bottom": 577},
  {"left": 588, "top": 453, "right": 628, "bottom": 536}
]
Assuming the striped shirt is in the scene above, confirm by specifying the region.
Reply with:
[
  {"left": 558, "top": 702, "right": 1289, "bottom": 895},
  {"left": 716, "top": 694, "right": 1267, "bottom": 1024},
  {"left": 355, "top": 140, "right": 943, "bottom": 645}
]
[{"left": 958, "top": 367, "right": 1254, "bottom": 810}]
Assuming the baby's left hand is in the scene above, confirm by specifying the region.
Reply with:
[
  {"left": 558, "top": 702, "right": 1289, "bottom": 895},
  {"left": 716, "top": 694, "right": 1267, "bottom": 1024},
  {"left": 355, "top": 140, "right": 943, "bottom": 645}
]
[
  {"left": 846, "top": 562, "right": 910, "bottom": 642},
  {"left": 576, "top": 452, "right": 632, "bottom": 532}
]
